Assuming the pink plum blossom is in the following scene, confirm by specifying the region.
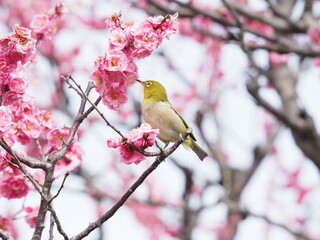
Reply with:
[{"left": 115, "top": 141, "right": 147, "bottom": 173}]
[
  {"left": 30, "top": 2, "right": 68, "bottom": 41},
  {"left": 102, "top": 85, "right": 128, "bottom": 110},
  {"left": 118, "top": 143, "right": 146, "bottom": 165},
  {"left": 103, "top": 50, "right": 129, "bottom": 72},
  {"left": 54, "top": 142, "right": 83, "bottom": 178},
  {"left": 11, "top": 24, "right": 36, "bottom": 54},
  {"left": 30, "top": 14, "right": 50, "bottom": 33},
  {"left": 8, "top": 77, "right": 28, "bottom": 93},
  {"left": 20, "top": 117, "right": 41, "bottom": 139},
  {"left": 47, "top": 127, "right": 69, "bottom": 149},
  {"left": 0, "top": 109, "right": 12, "bottom": 137},
  {"left": 0, "top": 173, "right": 30, "bottom": 199},
  {"left": 0, "top": 25, "right": 36, "bottom": 68},
  {"left": 0, "top": 215, "right": 18, "bottom": 239},
  {"left": 24, "top": 206, "right": 40, "bottom": 228},
  {"left": 107, "top": 123, "right": 159, "bottom": 164},
  {"left": 105, "top": 13, "right": 124, "bottom": 30},
  {"left": 107, "top": 137, "right": 122, "bottom": 148},
  {"left": 109, "top": 28, "right": 129, "bottom": 50},
  {"left": 91, "top": 13, "right": 178, "bottom": 110},
  {"left": 126, "top": 123, "right": 159, "bottom": 148}
]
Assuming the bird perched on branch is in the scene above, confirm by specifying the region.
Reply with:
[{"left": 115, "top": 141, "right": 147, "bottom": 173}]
[{"left": 136, "top": 79, "right": 208, "bottom": 160}]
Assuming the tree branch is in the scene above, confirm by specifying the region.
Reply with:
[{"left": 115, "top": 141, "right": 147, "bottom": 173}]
[{"left": 70, "top": 128, "right": 193, "bottom": 240}]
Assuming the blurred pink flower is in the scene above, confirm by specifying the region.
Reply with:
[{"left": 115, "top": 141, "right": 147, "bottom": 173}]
[
  {"left": 269, "top": 51, "right": 290, "bottom": 67},
  {"left": 0, "top": 173, "right": 30, "bottom": 199},
  {"left": 30, "top": 14, "right": 50, "bottom": 33},
  {"left": 308, "top": 25, "right": 320, "bottom": 46},
  {"left": 54, "top": 142, "right": 83, "bottom": 177},
  {"left": 24, "top": 206, "right": 40, "bottom": 228},
  {"left": 245, "top": 18, "right": 274, "bottom": 37},
  {"left": 0, "top": 215, "right": 18, "bottom": 238},
  {"left": 107, "top": 137, "right": 122, "bottom": 148}
]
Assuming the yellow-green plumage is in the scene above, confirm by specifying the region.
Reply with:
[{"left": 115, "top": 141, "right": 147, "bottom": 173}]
[{"left": 137, "top": 80, "right": 208, "bottom": 160}]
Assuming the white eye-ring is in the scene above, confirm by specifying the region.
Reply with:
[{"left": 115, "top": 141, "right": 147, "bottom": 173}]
[{"left": 146, "top": 82, "right": 152, "bottom": 87}]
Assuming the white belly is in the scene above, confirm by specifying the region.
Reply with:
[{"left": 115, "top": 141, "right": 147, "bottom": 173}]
[{"left": 142, "top": 101, "right": 186, "bottom": 143}]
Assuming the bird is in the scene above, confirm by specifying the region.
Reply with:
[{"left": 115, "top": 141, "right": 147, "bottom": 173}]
[{"left": 136, "top": 79, "right": 208, "bottom": 160}]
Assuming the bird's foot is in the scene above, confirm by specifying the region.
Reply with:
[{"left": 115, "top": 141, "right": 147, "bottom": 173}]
[{"left": 179, "top": 133, "right": 186, "bottom": 142}]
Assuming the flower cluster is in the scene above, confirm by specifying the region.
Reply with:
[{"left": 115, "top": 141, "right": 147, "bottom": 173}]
[
  {"left": 107, "top": 123, "right": 159, "bottom": 164},
  {"left": 91, "top": 13, "right": 178, "bottom": 110},
  {"left": 30, "top": 2, "right": 68, "bottom": 41},
  {"left": 0, "top": 25, "right": 83, "bottom": 201},
  {"left": 0, "top": 25, "right": 36, "bottom": 105}
]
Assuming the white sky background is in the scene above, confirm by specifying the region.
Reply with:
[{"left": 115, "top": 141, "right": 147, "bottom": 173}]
[{"left": 0, "top": 0, "right": 320, "bottom": 239}]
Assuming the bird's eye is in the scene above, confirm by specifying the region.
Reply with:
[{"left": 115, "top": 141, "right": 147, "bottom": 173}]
[{"left": 146, "top": 82, "right": 152, "bottom": 88}]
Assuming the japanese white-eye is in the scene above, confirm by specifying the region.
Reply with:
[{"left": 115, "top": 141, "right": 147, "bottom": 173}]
[{"left": 137, "top": 80, "right": 208, "bottom": 160}]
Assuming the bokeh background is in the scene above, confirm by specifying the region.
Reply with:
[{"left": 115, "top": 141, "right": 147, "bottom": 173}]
[{"left": 1, "top": 0, "right": 320, "bottom": 239}]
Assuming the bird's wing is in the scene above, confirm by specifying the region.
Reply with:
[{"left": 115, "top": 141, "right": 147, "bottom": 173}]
[{"left": 168, "top": 102, "right": 197, "bottom": 141}]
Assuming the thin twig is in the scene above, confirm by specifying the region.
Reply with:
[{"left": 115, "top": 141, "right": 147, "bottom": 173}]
[
  {"left": 48, "top": 206, "right": 69, "bottom": 240},
  {"left": 49, "top": 172, "right": 70, "bottom": 203},
  {"left": 63, "top": 75, "right": 126, "bottom": 139}
]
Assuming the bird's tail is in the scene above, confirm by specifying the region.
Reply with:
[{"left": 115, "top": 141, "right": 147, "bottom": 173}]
[{"left": 184, "top": 139, "right": 208, "bottom": 161}]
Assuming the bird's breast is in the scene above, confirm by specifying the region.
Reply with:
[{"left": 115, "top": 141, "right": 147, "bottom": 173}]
[{"left": 142, "top": 101, "right": 186, "bottom": 143}]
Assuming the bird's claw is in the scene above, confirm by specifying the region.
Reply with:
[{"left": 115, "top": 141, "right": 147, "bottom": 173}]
[{"left": 179, "top": 133, "right": 186, "bottom": 142}]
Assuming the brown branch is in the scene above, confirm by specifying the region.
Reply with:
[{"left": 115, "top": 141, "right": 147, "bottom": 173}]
[
  {"left": 229, "top": 41, "right": 320, "bottom": 57},
  {"left": 33, "top": 79, "right": 96, "bottom": 240},
  {"left": 48, "top": 206, "right": 69, "bottom": 240},
  {"left": 0, "top": 138, "right": 47, "bottom": 170},
  {"left": 70, "top": 128, "right": 193, "bottom": 240},
  {"left": 0, "top": 139, "right": 46, "bottom": 196},
  {"left": 222, "top": 0, "right": 296, "bottom": 32},
  {"left": 0, "top": 229, "right": 14, "bottom": 240},
  {"left": 49, "top": 173, "right": 70, "bottom": 203}
]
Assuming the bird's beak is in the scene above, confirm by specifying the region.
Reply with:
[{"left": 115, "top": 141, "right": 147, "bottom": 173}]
[{"left": 136, "top": 79, "right": 143, "bottom": 85}]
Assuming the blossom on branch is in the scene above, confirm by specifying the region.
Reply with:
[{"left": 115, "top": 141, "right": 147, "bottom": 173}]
[
  {"left": 47, "top": 127, "right": 69, "bottom": 149},
  {"left": 0, "top": 24, "right": 36, "bottom": 69},
  {"left": 107, "top": 123, "right": 159, "bottom": 164},
  {"left": 30, "top": 2, "right": 68, "bottom": 41},
  {"left": 91, "top": 13, "right": 178, "bottom": 110},
  {"left": 54, "top": 142, "right": 83, "bottom": 178}
]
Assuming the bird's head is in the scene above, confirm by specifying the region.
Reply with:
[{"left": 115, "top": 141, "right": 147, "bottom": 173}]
[{"left": 136, "top": 80, "right": 168, "bottom": 102}]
